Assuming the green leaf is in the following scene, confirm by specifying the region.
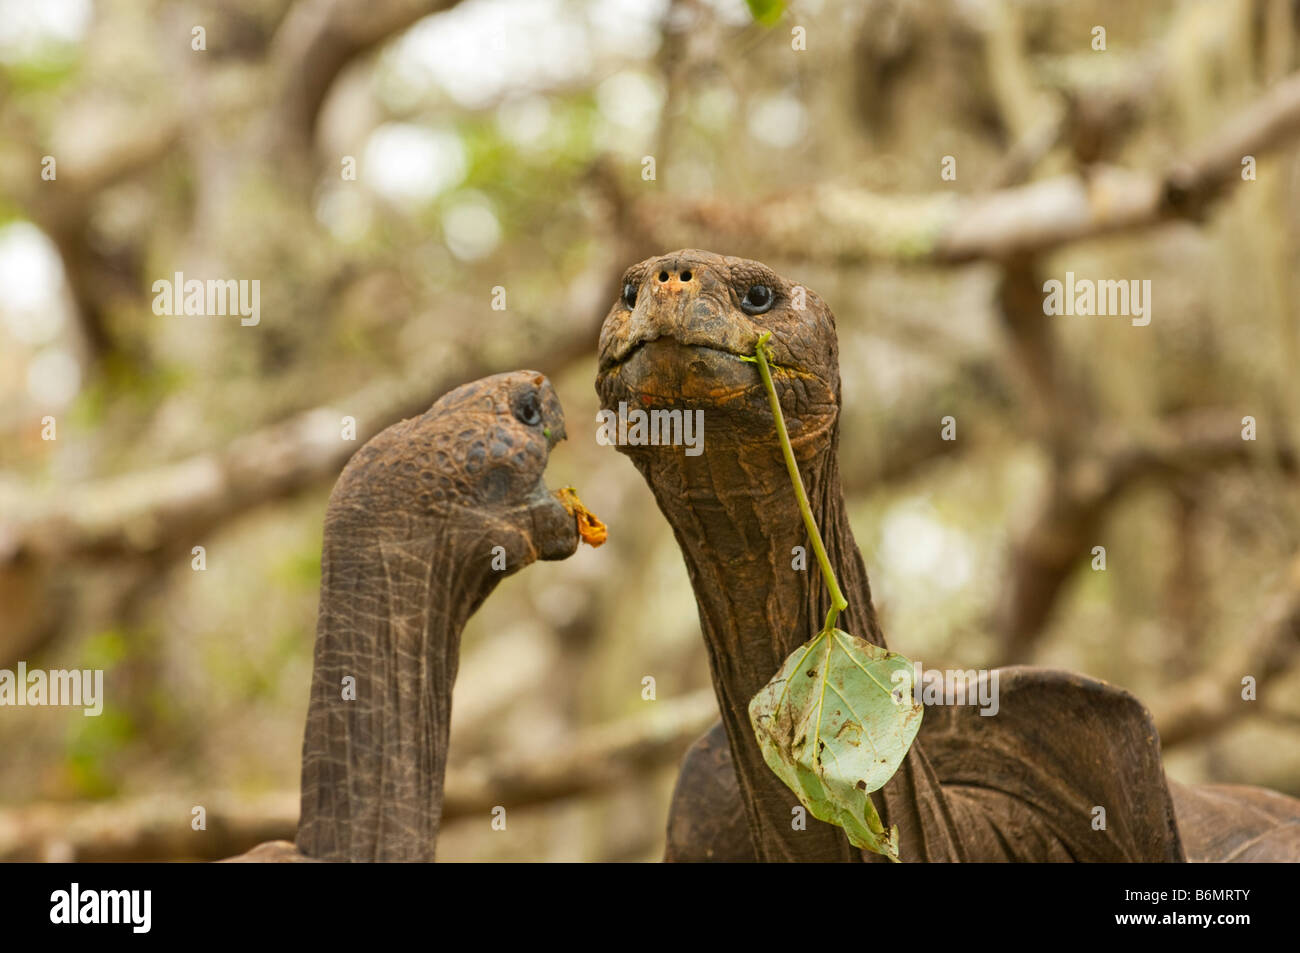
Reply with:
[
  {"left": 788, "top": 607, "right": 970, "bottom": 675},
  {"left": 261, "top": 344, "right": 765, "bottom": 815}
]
[
  {"left": 746, "top": 331, "right": 921, "bottom": 860},
  {"left": 745, "top": 0, "right": 784, "bottom": 26},
  {"left": 749, "top": 627, "right": 923, "bottom": 861}
]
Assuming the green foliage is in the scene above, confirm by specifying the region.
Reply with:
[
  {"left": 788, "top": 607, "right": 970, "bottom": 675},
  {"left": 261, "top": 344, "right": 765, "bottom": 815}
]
[
  {"left": 745, "top": 0, "right": 785, "bottom": 26},
  {"left": 62, "top": 706, "right": 135, "bottom": 799},
  {"left": 1, "top": 56, "right": 80, "bottom": 93},
  {"left": 66, "top": 356, "right": 190, "bottom": 445},
  {"left": 242, "top": 627, "right": 308, "bottom": 701},
  {"left": 80, "top": 628, "right": 128, "bottom": 670},
  {"left": 751, "top": 629, "right": 922, "bottom": 860},
  {"left": 59, "top": 629, "right": 136, "bottom": 798},
  {"left": 272, "top": 544, "right": 323, "bottom": 589}
]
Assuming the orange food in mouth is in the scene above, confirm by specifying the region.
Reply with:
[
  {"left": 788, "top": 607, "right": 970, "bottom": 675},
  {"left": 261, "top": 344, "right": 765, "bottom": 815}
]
[{"left": 555, "top": 486, "right": 607, "bottom": 548}]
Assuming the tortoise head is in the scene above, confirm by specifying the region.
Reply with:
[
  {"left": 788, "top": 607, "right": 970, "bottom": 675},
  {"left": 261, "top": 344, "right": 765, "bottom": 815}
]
[
  {"left": 327, "top": 369, "right": 578, "bottom": 569},
  {"left": 595, "top": 249, "right": 841, "bottom": 458}
]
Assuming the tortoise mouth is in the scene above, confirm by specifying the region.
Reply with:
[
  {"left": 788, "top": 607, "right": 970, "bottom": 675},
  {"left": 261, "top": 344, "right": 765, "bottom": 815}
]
[
  {"left": 527, "top": 466, "right": 580, "bottom": 561},
  {"left": 532, "top": 491, "right": 579, "bottom": 560},
  {"left": 600, "top": 335, "right": 750, "bottom": 373},
  {"left": 597, "top": 338, "right": 767, "bottom": 410},
  {"left": 596, "top": 335, "right": 839, "bottom": 456}
]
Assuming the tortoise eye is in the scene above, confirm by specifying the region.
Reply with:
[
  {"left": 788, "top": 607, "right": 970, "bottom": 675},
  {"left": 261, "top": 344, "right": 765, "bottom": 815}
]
[
  {"left": 741, "top": 284, "right": 774, "bottom": 315},
  {"left": 513, "top": 391, "right": 543, "bottom": 427},
  {"left": 622, "top": 281, "right": 638, "bottom": 309}
]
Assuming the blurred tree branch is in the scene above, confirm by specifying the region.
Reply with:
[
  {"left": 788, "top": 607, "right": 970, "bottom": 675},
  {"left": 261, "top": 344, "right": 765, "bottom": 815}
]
[
  {"left": 633, "top": 72, "right": 1300, "bottom": 265},
  {"left": 269, "top": 0, "right": 464, "bottom": 153},
  {"left": 0, "top": 287, "right": 603, "bottom": 570},
  {"left": 0, "top": 0, "right": 467, "bottom": 368},
  {"left": 996, "top": 410, "right": 1296, "bottom": 665},
  {"left": 0, "top": 689, "right": 717, "bottom": 862},
  {"left": 1155, "top": 556, "right": 1300, "bottom": 747},
  {"left": 0, "top": 86, "right": 184, "bottom": 364}
]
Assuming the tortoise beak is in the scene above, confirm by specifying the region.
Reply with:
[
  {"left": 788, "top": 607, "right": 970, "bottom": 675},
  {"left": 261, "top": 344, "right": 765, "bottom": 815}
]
[
  {"left": 529, "top": 479, "right": 579, "bottom": 561},
  {"left": 528, "top": 376, "right": 579, "bottom": 560},
  {"left": 601, "top": 337, "right": 761, "bottom": 408}
]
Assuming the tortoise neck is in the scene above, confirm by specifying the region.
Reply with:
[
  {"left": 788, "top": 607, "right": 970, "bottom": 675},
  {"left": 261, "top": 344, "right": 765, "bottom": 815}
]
[
  {"left": 296, "top": 527, "right": 492, "bottom": 862},
  {"left": 636, "top": 438, "right": 963, "bottom": 861}
]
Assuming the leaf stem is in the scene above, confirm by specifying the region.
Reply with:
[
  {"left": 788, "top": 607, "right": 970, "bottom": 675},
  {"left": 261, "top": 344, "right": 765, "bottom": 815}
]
[{"left": 751, "top": 332, "right": 849, "bottom": 633}]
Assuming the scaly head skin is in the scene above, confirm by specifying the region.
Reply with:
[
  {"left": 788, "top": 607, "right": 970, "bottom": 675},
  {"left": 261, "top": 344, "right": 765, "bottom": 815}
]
[
  {"left": 597, "top": 249, "right": 840, "bottom": 453},
  {"left": 296, "top": 370, "right": 578, "bottom": 862},
  {"left": 326, "top": 370, "right": 578, "bottom": 568}
]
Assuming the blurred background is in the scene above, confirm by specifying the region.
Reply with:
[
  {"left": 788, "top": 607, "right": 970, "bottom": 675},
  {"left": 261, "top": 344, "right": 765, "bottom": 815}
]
[{"left": 2, "top": 0, "right": 1300, "bottom": 861}]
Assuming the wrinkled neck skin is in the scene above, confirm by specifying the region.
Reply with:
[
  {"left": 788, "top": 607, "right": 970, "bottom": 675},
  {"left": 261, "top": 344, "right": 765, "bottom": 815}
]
[
  {"left": 630, "top": 426, "right": 967, "bottom": 862},
  {"left": 296, "top": 518, "right": 496, "bottom": 862}
]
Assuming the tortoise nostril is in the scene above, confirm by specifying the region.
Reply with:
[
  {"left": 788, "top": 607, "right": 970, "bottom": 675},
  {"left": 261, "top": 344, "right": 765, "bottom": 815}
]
[
  {"left": 658, "top": 271, "right": 669, "bottom": 282},
  {"left": 680, "top": 270, "right": 692, "bottom": 281}
]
